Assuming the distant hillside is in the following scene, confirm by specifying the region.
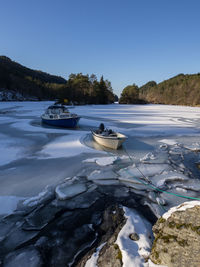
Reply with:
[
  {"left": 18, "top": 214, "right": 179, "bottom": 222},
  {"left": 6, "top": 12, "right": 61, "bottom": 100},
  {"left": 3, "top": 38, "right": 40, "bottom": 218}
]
[
  {"left": 139, "top": 74, "right": 200, "bottom": 106},
  {"left": 0, "top": 56, "right": 66, "bottom": 100},
  {"left": 0, "top": 56, "right": 115, "bottom": 104},
  {"left": 119, "top": 74, "right": 200, "bottom": 106}
]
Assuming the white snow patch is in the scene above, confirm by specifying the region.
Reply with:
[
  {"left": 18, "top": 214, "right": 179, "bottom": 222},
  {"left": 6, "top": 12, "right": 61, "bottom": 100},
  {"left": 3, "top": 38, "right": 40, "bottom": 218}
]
[
  {"left": 140, "top": 152, "right": 156, "bottom": 162},
  {"left": 162, "top": 200, "right": 200, "bottom": 220},
  {"left": 176, "top": 187, "right": 187, "bottom": 193},
  {"left": 116, "top": 207, "right": 153, "bottom": 267},
  {"left": 83, "top": 156, "right": 118, "bottom": 166},
  {"left": 159, "top": 139, "right": 177, "bottom": 146},
  {"left": 23, "top": 190, "right": 50, "bottom": 207}
]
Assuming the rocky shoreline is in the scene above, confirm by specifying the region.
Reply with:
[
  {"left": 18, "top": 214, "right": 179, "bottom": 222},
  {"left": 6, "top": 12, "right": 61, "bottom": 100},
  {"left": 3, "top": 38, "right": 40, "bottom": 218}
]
[{"left": 0, "top": 181, "right": 157, "bottom": 267}]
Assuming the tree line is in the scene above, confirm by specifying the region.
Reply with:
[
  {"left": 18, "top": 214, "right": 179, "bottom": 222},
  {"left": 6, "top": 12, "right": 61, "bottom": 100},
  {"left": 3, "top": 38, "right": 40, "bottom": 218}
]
[
  {"left": 119, "top": 74, "right": 200, "bottom": 106},
  {"left": 0, "top": 56, "right": 116, "bottom": 104},
  {"left": 2, "top": 56, "right": 200, "bottom": 106}
]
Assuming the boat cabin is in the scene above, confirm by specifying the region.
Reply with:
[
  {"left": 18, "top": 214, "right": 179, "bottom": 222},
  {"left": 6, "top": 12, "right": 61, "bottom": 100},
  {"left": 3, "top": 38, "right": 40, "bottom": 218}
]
[{"left": 45, "top": 105, "right": 69, "bottom": 115}]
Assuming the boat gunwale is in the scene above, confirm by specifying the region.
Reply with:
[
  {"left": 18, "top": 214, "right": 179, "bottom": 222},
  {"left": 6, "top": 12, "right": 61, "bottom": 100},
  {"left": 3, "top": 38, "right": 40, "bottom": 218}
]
[
  {"left": 41, "top": 115, "right": 81, "bottom": 121},
  {"left": 92, "top": 131, "right": 127, "bottom": 141}
]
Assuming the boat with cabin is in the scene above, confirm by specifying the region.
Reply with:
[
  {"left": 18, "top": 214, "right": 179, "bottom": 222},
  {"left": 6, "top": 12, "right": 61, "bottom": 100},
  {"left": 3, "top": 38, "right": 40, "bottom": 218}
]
[
  {"left": 92, "top": 123, "right": 127, "bottom": 149},
  {"left": 41, "top": 105, "right": 80, "bottom": 128}
]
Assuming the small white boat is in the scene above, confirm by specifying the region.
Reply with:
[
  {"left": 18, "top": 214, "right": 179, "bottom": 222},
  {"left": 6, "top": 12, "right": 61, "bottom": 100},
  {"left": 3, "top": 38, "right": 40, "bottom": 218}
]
[{"left": 92, "top": 124, "right": 127, "bottom": 150}]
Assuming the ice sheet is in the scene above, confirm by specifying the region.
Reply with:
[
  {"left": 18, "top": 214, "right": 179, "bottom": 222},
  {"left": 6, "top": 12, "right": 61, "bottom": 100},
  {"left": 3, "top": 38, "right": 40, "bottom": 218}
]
[
  {"left": 39, "top": 134, "right": 99, "bottom": 159},
  {"left": 0, "top": 196, "right": 24, "bottom": 215},
  {"left": 0, "top": 133, "right": 30, "bottom": 166}
]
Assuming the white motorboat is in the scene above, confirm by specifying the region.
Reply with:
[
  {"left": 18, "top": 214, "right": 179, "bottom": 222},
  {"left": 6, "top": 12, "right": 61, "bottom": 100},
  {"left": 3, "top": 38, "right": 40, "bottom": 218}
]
[{"left": 92, "top": 124, "right": 127, "bottom": 150}]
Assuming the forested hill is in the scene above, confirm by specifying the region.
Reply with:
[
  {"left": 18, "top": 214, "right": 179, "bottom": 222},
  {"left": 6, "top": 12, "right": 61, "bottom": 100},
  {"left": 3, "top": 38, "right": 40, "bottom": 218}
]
[
  {"left": 0, "top": 56, "right": 66, "bottom": 100},
  {"left": 139, "top": 74, "right": 200, "bottom": 106},
  {"left": 0, "top": 56, "right": 116, "bottom": 104},
  {"left": 119, "top": 73, "right": 200, "bottom": 106}
]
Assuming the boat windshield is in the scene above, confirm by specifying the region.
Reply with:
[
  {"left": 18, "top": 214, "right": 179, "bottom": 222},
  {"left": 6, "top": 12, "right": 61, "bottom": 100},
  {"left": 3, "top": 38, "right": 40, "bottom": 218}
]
[{"left": 46, "top": 106, "right": 69, "bottom": 115}]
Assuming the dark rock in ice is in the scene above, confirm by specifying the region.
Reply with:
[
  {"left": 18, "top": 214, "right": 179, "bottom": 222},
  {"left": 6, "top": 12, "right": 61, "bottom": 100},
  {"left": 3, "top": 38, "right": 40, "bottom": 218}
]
[
  {"left": 75, "top": 205, "right": 125, "bottom": 267},
  {"left": 129, "top": 232, "right": 139, "bottom": 241}
]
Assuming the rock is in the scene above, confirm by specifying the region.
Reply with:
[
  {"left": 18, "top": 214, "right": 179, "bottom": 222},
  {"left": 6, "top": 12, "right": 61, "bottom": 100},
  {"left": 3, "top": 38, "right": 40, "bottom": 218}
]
[
  {"left": 3, "top": 247, "right": 41, "bottom": 267},
  {"left": 75, "top": 205, "right": 125, "bottom": 267},
  {"left": 129, "top": 232, "right": 139, "bottom": 241},
  {"left": 97, "top": 243, "right": 122, "bottom": 267},
  {"left": 150, "top": 201, "right": 200, "bottom": 267}
]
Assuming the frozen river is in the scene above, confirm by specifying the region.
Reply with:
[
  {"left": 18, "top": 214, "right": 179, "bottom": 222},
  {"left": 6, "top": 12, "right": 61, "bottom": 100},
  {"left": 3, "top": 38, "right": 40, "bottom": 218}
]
[
  {"left": 0, "top": 102, "right": 200, "bottom": 266},
  {"left": 0, "top": 102, "right": 200, "bottom": 201}
]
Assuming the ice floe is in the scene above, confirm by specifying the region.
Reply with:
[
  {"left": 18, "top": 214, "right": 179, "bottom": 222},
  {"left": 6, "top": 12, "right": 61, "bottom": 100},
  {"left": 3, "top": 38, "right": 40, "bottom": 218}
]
[
  {"left": 83, "top": 156, "right": 118, "bottom": 166},
  {"left": 118, "top": 163, "right": 171, "bottom": 179},
  {"left": 159, "top": 139, "right": 177, "bottom": 145},
  {"left": 23, "top": 189, "right": 53, "bottom": 207},
  {"left": 150, "top": 172, "right": 189, "bottom": 188},
  {"left": 87, "top": 170, "right": 118, "bottom": 181},
  {"left": 55, "top": 181, "right": 87, "bottom": 200}
]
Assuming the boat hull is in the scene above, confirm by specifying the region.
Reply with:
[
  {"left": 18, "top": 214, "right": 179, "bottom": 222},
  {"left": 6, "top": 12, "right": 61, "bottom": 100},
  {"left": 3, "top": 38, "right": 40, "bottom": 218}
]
[
  {"left": 42, "top": 117, "right": 80, "bottom": 128},
  {"left": 92, "top": 132, "right": 127, "bottom": 149}
]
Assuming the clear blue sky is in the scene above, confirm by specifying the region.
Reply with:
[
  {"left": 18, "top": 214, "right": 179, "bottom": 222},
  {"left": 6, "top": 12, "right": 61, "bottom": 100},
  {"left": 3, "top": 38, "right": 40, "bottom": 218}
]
[{"left": 1, "top": 0, "right": 200, "bottom": 96}]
